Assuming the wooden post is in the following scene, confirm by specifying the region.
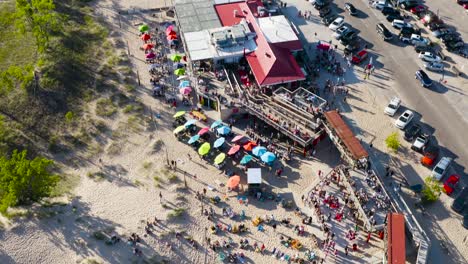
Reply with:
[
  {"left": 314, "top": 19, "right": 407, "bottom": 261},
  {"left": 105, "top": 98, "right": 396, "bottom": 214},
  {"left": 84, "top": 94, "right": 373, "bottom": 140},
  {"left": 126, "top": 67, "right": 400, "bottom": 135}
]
[{"left": 137, "top": 70, "right": 141, "bottom": 86}]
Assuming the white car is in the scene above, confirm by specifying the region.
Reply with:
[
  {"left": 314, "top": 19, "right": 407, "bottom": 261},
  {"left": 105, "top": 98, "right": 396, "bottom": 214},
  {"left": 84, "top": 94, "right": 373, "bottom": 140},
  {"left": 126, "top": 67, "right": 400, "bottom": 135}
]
[
  {"left": 372, "top": 1, "right": 392, "bottom": 10},
  {"left": 329, "top": 17, "right": 345, "bottom": 31},
  {"left": 395, "top": 110, "right": 414, "bottom": 129},
  {"left": 419, "top": 52, "right": 442, "bottom": 62},
  {"left": 424, "top": 62, "right": 444, "bottom": 72},
  {"left": 384, "top": 97, "right": 401, "bottom": 116},
  {"left": 392, "top": 19, "right": 412, "bottom": 30},
  {"left": 332, "top": 25, "right": 350, "bottom": 39},
  {"left": 411, "top": 134, "right": 428, "bottom": 152},
  {"left": 432, "top": 157, "right": 452, "bottom": 181},
  {"left": 411, "top": 34, "right": 430, "bottom": 46}
]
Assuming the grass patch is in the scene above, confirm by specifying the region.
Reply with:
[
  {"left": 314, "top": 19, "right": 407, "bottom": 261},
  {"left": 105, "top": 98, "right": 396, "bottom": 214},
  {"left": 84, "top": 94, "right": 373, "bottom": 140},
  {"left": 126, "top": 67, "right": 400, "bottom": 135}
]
[
  {"left": 133, "top": 179, "right": 143, "bottom": 187},
  {"left": 153, "top": 175, "right": 162, "bottom": 188},
  {"left": 87, "top": 171, "right": 106, "bottom": 181},
  {"left": 142, "top": 161, "right": 152, "bottom": 170},
  {"left": 95, "top": 98, "right": 117, "bottom": 117},
  {"left": 50, "top": 173, "right": 80, "bottom": 197},
  {"left": 106, "top": 142, "right": 122, "bottom": 156},
  {"left": 167, "top": 208, "right": 186, "bottom": 219}
]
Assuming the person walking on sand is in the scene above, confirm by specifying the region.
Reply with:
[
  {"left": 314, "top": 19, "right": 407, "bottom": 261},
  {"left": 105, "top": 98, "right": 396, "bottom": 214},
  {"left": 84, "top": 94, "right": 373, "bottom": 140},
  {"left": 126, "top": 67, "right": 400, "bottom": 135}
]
[
  {"left": 159, "top": 192, "right": 163, "bottom": 203},
  {"left": 187, "top": 153, "right": 192, "bottom": 161}
]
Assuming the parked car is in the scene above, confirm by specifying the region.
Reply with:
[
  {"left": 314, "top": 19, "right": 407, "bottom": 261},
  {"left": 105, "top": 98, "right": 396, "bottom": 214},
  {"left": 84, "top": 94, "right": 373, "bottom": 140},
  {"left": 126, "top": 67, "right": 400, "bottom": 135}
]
[
  {"left": 424, "top": 62, "right": 444, "bottom": 72},
  {"left": 451, "top": 187, "right": 468, "bottom": 213},
  {"left": 456, "top": 0, "right": 468, "bottom": 5},
  {"left": 419, "top": 52, "right": 442, "bottom": 62},
  {"left": 410, "top": 5, "right": 427, "bottom": 15},
  {"left": 329, "top": 17, "right": 345, "bottom": 31},
  {"left": 415, "top": 45, "right": 433, "bottom": 53},
  {"left": 340, "top": 30, "right": 358, "bottom": 45},
  {"left": 411, "top": 134, "right": 429, "bottom": 152},
  {"left": 428, "top": 22, "right": 446, "bottom": 31},
  {"left": 400, "top": 26, "right": 421, "bottom": 36},
  {"left": 400, "top": 0, "right": 418, "bottom": 9},
  {"left": 443, "top": 174, "right": 460, "bottom": 196},
  {"left": 372, "top": 1, "right": 392, "bottom": 10},
  {"left": 421, "top": 145, "right": 439, "bottom": 167},
  {"left": 344, "top": 41, "right": 360, "bottom": 55},
  {"left": 313, "top": 0, "right": 330, "bottom": 10},
  {"left": 386, "top": 13, "right": 404, "bottom": 22},
  {"left": 411, "top": 34, "right": 430, "bottom": 46},
  {"left": 352, "top": 49, "right": 368, "bottom": 64},
  {"left": 319, "top": 7, "right": 332, "bottom": 17},
  {"left": 445, "top": 41, "right": 464, "bottom": 52},
  {"left": 395, "top": 110, "right": 414, "bottom": 129},
  {"left": 432, "top": 157, "right": 452, "bottom": 181},
  {"left": 333, "top": 25, "right": 350, "bottom": 39},
  {"left": 392, "top": 19, "right": 412, "bottom": 30},
  {"left": 381, "top": 7, "right": 399, "bottom": 16},
  {"left": 404, "top": 123, "right": 421, "bottom": 141},
  {"left": 376, "top": 23, "right": 393, "bottom": 41},
  {"left": 344, "top": 3, "right": 358, "bottom": 15},
  {"left": 442, "top": 33, "right": 462, "bottom": 43},
  {"left": 321, "top": 13, "right": 338, "bottom": 26},
  {"left": 415, "top": 70, "right": 433, "bottom": 87},
  {"left": 432, "top": 28, "right": 455, "bottom": 38},
  {"left": 384, "top": 97, "right": 401, "bottom": 116}
]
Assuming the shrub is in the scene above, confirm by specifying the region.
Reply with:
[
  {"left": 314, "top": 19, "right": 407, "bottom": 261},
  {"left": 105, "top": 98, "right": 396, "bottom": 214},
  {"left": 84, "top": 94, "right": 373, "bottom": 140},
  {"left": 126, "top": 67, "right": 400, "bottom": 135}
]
[
  {"left": 167, "top": 208, "right": 185, "bottom": 219},
  {"left": 421, "top": 177, "right": 442, "bottom": 203},
  {"left": 385, "top": 132, "right": 400, "bottom": 153},
  {"left": 65, "top": 111, "right": 74, "bottom": 123},
  {"left": 95, "top": 98, "right": 117, "bottom": 117}
]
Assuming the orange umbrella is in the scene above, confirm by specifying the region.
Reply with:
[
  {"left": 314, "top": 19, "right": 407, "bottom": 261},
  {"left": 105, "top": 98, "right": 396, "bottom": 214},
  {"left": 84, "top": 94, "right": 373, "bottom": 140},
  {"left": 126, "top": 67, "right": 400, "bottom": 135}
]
[
  {"left": 243, "top": 141, "right": 257, "bottom": 151},
  {"left": 228, "top": 145, "right": 240, "bottom": 155},
  {"left": 227, "top": 175, "right": 240, "bottom": 189},
  {"left": 142, "top": 43, "right": 154, "bottom": 50},
  {"left": 141, "top": 33, "right": 151, "bottom": 41}
]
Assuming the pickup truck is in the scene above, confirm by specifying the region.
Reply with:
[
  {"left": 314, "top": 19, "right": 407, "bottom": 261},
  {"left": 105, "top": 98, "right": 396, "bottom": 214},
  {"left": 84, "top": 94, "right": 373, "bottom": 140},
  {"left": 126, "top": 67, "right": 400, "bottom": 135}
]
[{"left": 411, "top": 134, "right": 429, "bottom": 152}]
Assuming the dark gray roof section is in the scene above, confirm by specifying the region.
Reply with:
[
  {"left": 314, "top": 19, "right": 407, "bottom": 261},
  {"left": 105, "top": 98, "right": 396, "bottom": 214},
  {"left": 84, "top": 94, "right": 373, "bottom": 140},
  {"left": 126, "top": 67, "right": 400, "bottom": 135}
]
[{"left": 175, "top": 0, "right": 222, "bottom": 33}]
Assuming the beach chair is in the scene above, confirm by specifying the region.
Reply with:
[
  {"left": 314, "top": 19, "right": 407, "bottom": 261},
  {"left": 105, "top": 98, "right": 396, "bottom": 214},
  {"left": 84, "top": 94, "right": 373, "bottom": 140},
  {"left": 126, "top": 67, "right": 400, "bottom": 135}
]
[{"left": 252, "top": 217, "right": 263, "bottom": 227}]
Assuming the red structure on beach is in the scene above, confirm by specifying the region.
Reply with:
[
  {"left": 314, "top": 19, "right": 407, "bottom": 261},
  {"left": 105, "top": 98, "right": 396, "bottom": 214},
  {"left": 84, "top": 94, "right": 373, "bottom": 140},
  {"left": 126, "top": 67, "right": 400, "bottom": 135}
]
[{"left": 386, "top": 213, "right": 406, "bottom": 264}]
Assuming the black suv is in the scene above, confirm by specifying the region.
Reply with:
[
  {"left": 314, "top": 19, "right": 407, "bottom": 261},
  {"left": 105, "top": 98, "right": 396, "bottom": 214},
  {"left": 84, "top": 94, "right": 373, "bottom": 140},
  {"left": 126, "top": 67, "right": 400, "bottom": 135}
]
[
  {"left": 340, "top": 30, "right": 358, "bottom": 46},
  {"left": 404, "top": 124, "right": 421, "bottom": 141},
  {"left": 415, "top": 70, "right": 433, "bottom": 88},
  {"left": 382, "top": 7, "right": 399, "bottom": 16},
  {"left": 313, "top": 0, "right": 329, "bottom": 10},
  {"left": 376, "top": 23, "right": 392, "bottom": 41},
  {"left": 400, "top": 0, "right": 418, "bottom": 10},
  {"left": 452, "top": 187, "right": 468, "bottom": 214},
  {"left": 321, "top": 13, "right": 338, "bottom": 26}
]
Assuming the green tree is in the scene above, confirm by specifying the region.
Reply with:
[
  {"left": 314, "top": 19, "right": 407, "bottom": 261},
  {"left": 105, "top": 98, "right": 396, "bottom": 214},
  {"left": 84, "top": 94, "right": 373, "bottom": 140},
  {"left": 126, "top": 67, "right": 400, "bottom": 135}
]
[
  {"left": 0, "top": 64, "right": 35, "bottom": 93},
  {"left": 0, "top": 149, "right": 59, "bottom": 213},
  {"left": 385, "top": 132, "right": 400, "bottom": 153},
  {"left": 14, "top": 0, "right": 62, "bottom": 53},
  {"left": 421, "top": 176, "right": 443, "bottom": 203}
]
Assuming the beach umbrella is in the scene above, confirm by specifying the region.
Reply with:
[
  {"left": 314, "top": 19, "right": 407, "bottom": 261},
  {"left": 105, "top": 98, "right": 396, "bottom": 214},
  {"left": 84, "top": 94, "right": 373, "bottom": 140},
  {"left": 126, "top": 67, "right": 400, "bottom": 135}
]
[
  {"left": 252, "top": 146, "right": 267, "bottom": 157},
  {"left": 188, "top": 134, "right": 200, "bottom": 144},
  {"left": 167, "top": 35, "right": 178, "bottom": 41},
  {"left": 142, "top": 43, "right": 154, "bottom": 50},
  {"left": 240, "top": 154, "right": 253, "bottom": 165},
  {"left": 141, "top": 33, "right": 151, "bottom": 41},
  {"left": 198, "top": 142, "right": 211, "bottom": 156},
  {"left": 184, "top": 119, "right": 197, "bottom": 127},
  {"left": 243, "top": 141, "right": 257, "bottom": 151},
  {"left": 165, "top": 25, "right": 175, "bottom": 34},
  {"left": 166, "top": 30, "right": 177, "bottom": 36},
  {"left": 214, "top": 137, "right": 226, "bottom": 148},
  {"left": 179, "top": 80, "right": 190, "bottom": 88},
  {"left": 173, "top": 125, "right": 186, "bottom": 134},
  {"left": 173, "top": 111, "right": 186, "bottom": 118},
  {"left": 179, "top": 87, "right": 192, "bottom": 95},
  {"left": 217, "top": 126, "right": 231, "bottom": 135},
  {"left": 170, "top": 54, "right": 183, "bottom": 62},
  {"left": 231, "top": 135, "right": 245, "bottom": 143},
  {"left": 211, "top": 120, "right": 223, "bottom": 129},
  {"left": 146, "top": 53, "right": 156, "bottom": 59},
  {"left": 214, "top": 153, "right": 226, "bottom": 165},
  {"left": 260, "top": 152, "right": 276, "bottom": 163},
  {"left": 198, "top": 127, "right": 210, "bottom": 136},
  {"left": 139, "top": 24, "right": 149, "bottom": 32},
  {"left": 228, "top": 145, "right": 240, "bottom": 155},
  {"left": 174, "top": 68, "right": 185, "bottom": 76},
  {"left": 227, "top": 175, "right": 241, "bottom": 189}
]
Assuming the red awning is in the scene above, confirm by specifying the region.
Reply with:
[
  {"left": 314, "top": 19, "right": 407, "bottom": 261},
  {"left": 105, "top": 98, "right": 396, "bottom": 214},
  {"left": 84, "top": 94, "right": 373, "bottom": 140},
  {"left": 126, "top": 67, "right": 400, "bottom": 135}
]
[{"left": 387, "top": 213, "right": 406, "bottom": 264}]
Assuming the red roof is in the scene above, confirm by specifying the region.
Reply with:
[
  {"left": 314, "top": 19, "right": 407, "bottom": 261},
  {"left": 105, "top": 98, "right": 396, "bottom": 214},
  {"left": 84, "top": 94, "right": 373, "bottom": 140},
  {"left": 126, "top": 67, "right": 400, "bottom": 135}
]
[
  {"left": 387, "top": 213, "right": 406, "bottom": 264},
  {"left": 214, "top": 0, "right": 305, "bottom": 87}
]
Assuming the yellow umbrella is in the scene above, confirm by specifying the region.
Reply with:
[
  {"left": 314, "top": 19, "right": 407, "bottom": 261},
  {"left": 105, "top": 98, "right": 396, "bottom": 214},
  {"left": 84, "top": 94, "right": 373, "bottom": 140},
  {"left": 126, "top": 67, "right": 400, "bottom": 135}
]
[
  {"left": 214, "top": 153, "right": 226, "bottom": 165},
  {"left": 173, "top": 125, "right": 186, "bottom": 134},
  {"left": 198, "top": 142, "right": 211, "bottom": 156},
  {"left": 173, "top": 111, "right": 186, "bottom": 118}
]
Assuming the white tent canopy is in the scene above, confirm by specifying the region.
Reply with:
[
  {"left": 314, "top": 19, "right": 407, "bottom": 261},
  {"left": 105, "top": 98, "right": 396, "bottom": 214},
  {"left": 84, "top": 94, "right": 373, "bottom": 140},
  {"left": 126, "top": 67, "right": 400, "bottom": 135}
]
[{"left": 247, "top": 168, "right": 262, "bottom": 185}]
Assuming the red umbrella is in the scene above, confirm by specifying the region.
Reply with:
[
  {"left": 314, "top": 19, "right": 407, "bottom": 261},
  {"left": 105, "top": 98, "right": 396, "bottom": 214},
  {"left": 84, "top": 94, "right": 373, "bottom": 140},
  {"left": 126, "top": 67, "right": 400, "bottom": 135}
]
[
  {"left": 228, "top": 145, "right": 241, "bottom": 155},
  {"left": 167, "top": 35, "right": 178, "bottom": 41},
  {"left": 227, "top": 175, "right": 241, "bottom": 189},
  {"left": 142, "top": 43, "right": 154, "bottom": 50},
  {"left": 141, "top": 33, "right": 151, "bottom": 41},
  {"left": 166, "top": 30, "right": 177, "bottom": 36},
  {"left": 243, "top": 141, "right": 257, "bottom": 151},
  {"left": 198, "top": 127, "right": 209, "bottom": 135}
]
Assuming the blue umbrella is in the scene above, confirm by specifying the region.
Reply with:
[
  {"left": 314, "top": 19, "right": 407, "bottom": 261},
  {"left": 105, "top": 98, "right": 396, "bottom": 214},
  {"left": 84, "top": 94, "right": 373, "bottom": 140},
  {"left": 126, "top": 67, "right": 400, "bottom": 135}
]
[
  {"left": 188, "top": 135, "right": 200, "bottom": 144},
  {"left": 211, "top": 120, "right": 222, "bottom": 129},
  {"left": 252, "top": 146, "right": 267, "bottom": 157},
  {"left": 214, "top": 137, "right": 226, "bottom": 148},
  {"left": 179, "top": 80, "right": 190, "bottom": 88},
  {"left": 184, "top": 119, "right": 197, "bottom": 127},
  {"left": 260, "top": 152, "right": 276, "bottom": 163},
  {"left": 217, "top": 126, "right": 231, "bottom": 135},
  {"left": 240, "top": 154, "right": 253, "bottom": 165}
]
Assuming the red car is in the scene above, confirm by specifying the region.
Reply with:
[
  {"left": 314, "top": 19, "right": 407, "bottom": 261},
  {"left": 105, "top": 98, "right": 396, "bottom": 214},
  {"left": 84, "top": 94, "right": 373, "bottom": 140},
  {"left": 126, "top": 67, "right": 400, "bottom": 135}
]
[
  {"left": 352, "top": 50, "right": 368, "bottom": 64},
  {"left": 443, "top": 174, "right": 460, "bottom": 195},
  {"left": 464, "top": 4, "right": 468, "bottom": 9},
  {"left": 410, "top": 5, "right": 426, "bottom": 14}
]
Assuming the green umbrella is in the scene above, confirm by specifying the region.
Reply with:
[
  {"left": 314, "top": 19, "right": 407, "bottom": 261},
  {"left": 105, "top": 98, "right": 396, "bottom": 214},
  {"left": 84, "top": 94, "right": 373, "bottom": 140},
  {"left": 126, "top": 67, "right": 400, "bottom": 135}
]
[
  {"left": 173, "top": 125, "right": 186, "bottom": 134},
  {"left": 173, "top": 111, "right": 186, "bottom": 118},
  {"left": 174, "top": 68, "right": 185, "bottom": 76},
  {"left": 139, "top": 24, "right": 149, "bottom": 32},
  {"left": 214, "top": 153, "right": 226, "bottom": 165},
  {"left": 198, "top": 142, "right": 211, "bottom": 156},
  {"left": 170, "top": 54, "right": 182, "bottom": 62}
]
